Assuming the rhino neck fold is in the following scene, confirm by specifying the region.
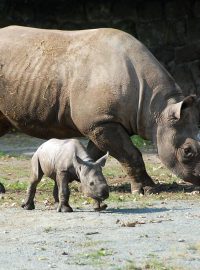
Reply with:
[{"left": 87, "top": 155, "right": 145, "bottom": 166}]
[
  {"left": 150, "top": 85, "right": 184, "bottom": 146},
  {"left": 136, "top": 81, "right": 184, "bottom": 145}
]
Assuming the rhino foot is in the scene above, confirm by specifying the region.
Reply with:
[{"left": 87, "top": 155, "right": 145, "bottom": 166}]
[
  {"left": 143, "top": 184, "right": 161, "bottom": 194},
  {"left": 93, "top": 199, "right": 108, "bottom": 211},
  {"left": 94, "top": 203, "right": 108, "bottom": 211},
  {"left": 57, "top": 204, "right": 73, "bottom": 213},
  {"left": 131, "top": 184, "right": 160, "bottom": 195},
  {"left": 131, "top": 187, "right": 145, "bottom": 195},
  {"left": 0, "top": 183, "right": 5, "bottom": 193},
  {"left": 21, "top": 201, "right": 35, "bottom": 210}
]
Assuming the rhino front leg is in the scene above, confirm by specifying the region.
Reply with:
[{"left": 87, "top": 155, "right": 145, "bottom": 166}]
[
  {"left": 88, "top": 123, "right": 155, "bottom": 194},
  {"left": 56, "top": 172, "right": 73, "bottom": 213},
  {"left": 87, "top": 140, "right": 106, "bottom": 160}
]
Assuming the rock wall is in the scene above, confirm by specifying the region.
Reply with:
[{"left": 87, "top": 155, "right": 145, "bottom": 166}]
[{"left": 0, "top": 0, "right": 200, "bottom": 95}]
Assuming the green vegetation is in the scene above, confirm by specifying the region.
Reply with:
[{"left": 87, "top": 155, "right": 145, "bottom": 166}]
[
  {"left": 72, "top": 248, "right": 114, "bottom": 267},
  {"left": 121, "top": 257, "right": 184, "bottom": 270},
  {"left": 131, "top": 135, "right": 151, "bottom": 149}
]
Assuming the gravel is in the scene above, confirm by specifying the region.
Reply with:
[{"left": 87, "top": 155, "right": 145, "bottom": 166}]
[
  {"left": 1, "top": 200, "right": 200, "bottom": 270},
  {"left": 0, "top": 134, "right": 200, "bottom": 269}
]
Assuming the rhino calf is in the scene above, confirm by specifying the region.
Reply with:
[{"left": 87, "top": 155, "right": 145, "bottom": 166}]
[{"left": 22, "top": 139, "right": 109, "bottom": 212}]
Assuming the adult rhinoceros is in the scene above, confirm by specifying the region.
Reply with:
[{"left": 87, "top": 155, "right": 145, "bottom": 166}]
[{"left": 0, "top": 25, "right": 200, "bottom": 194}]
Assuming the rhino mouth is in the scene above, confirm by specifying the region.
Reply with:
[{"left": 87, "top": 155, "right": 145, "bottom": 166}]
[{"left": 85, "top": 193, "right": 108, "bottom": 201}]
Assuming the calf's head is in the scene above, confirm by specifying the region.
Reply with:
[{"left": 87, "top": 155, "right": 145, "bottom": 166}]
[
  {"left": 73, "top": 152, "right": 109, "bottom": 201},
  {"left": 157, "top": 95, "right": 200, "bottom": 185}
]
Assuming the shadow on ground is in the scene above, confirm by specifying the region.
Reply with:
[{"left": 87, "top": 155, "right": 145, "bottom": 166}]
[{"left": 110, "top": 181, "right": 200, "bottom": 194}]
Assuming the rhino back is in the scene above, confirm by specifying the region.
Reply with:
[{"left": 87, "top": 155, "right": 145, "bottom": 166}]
[
  {"left": 0, "top": 26, "right": 79, "bottom": 138},
  {"left": 0, "top": 26, "right": 178, "bottom": 140},
  {"left": 35, "top": 138, "right": 89, "bottom": 176}
]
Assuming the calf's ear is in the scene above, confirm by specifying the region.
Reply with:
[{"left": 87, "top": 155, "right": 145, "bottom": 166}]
[{"left": 95, "top": 152, "right": 109, "bottom": 167}]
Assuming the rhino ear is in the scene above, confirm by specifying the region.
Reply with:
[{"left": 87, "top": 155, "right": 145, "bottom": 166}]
[
  {"left": 73, "top": 154, "right": 84, "bottom": 173},
  {"left": 171, "top": 95, "right": 197, "bottom": 120},
  {"left": 95, "top": 152, "right": 109, "bottom": 167}
]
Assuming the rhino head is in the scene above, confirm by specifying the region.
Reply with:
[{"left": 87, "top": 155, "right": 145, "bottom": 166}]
[
  {"left": 156, "top": 95, "right": 200, "bottom": 185},
  {"left": 73, "top": 152, "right": 109, "bottom": 201}
]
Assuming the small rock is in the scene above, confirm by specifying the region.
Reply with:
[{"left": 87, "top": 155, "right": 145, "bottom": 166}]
[
  {"left": 10, "top": 203, "right": 16, "bottom": 207},
  {"left": 85, "top": 232, "right": 99, "bottom": 235},
  {"left": 178, "top": 239, "right": 185, "bottom": 242},
  {"left": 62, "top": 251, "right": 68, "bottom": 256}
]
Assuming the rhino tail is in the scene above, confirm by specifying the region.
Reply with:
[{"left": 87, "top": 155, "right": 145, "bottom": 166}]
[{"left": 31, "top": 153, "right": 43, "bottom": 181}]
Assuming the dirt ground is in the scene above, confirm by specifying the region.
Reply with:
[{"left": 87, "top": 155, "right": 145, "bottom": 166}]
[{"left": 0, "top": 134, "right": 200, "bottom": 270}]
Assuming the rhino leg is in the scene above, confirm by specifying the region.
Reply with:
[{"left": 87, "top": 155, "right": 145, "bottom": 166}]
[
  {"left": 0, "top": 182, "right": 5, "bottom": 193},
  {"left": 87, "top": 140, "right": 106, "bottom": 160},
  {"left": 56, "top": 172, "right": 73, "bottom": 213},
  {"left": 0, "top": 111, "right": 12, "bottom": 136},
  {"left": 0, "top": 112, "right": 12, "bottom": 193},
  {"left": 22, "top": 155, "right": 43, "bottom": 210},
  {"left": 53, "top": 180, "right": 59, "bottom": 204},
  {"left": 88, "top": 123, "right": 155, "bottom": 194}
]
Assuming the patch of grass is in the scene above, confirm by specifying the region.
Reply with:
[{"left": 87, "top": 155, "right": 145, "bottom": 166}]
[
  {"left": 187, "top": 242, "right": 200, "bottom": 253},
  {"left": 73, "top": 248, "right": 114, "bottom": 267},
  {"left": 6, "top": 181, "right": 27, "bottom": 191},
  {"left": 145, "top": 163, "right": 179, "bottom": 184},
  {"left": 122, "top": 260, "right": 142, "bottom": 270},
  {"left": 103, "top": 165, "right": 125, "bottom": 178},
  {"left": 119, "top": 258, "right": 183, "bottom": 270},
  {"left": 131, "top": 135, "right": 152, "bottom": 149},
  {"left": 43, "top": 226, "right": 53, "bottom": 233},
  {"left": 86, "top": 248, "right": 113, "bottom": 258},
  {"left": 144, "top": 258, "right": 180, "bottom": 270},
  {"left": 0, "top": 151, "right": 8, "bottom": 157}
]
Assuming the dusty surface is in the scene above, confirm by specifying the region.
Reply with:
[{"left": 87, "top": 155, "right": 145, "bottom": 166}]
[{"left": 0, "top": 134, "right": 200, "bottom": 270}]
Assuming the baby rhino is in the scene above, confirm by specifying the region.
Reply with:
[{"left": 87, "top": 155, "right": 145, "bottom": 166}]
[{"left": 22, "top": 139, "right": 109, "bottom": 212}]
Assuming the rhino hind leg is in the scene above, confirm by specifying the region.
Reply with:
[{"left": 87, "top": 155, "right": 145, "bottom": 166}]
[
  {"left": 53, "top": 179, "right": 59, "bottom": 204},
  {"left": 22, "top": 155, "right": 43, "bottom": 210},
  {"left": 88, "top": 123, "right": 156, "bottom": 195}
]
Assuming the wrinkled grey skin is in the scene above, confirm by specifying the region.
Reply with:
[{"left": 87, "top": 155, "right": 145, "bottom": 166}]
[
  {"left": 1, "top": 26, "right": 200, "bottom": 195},
  {"left": 22, "top": 139, "right": 109, "bottom": 212}
]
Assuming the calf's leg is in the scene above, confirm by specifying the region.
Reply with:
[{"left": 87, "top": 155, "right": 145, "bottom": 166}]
[
  {"left": 56, "top": 172, "right": 73, "bottom": 212},
  {"left": 53, "top": 179, "right": 59, "bottom": 203},
  {"left": 22, "top": 155, "right": 43, "bottom": 210}
]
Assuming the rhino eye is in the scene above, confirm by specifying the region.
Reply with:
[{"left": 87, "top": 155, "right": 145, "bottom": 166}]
[{"left": 183, "top": 147, "right": 193, "bottom": 158}]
